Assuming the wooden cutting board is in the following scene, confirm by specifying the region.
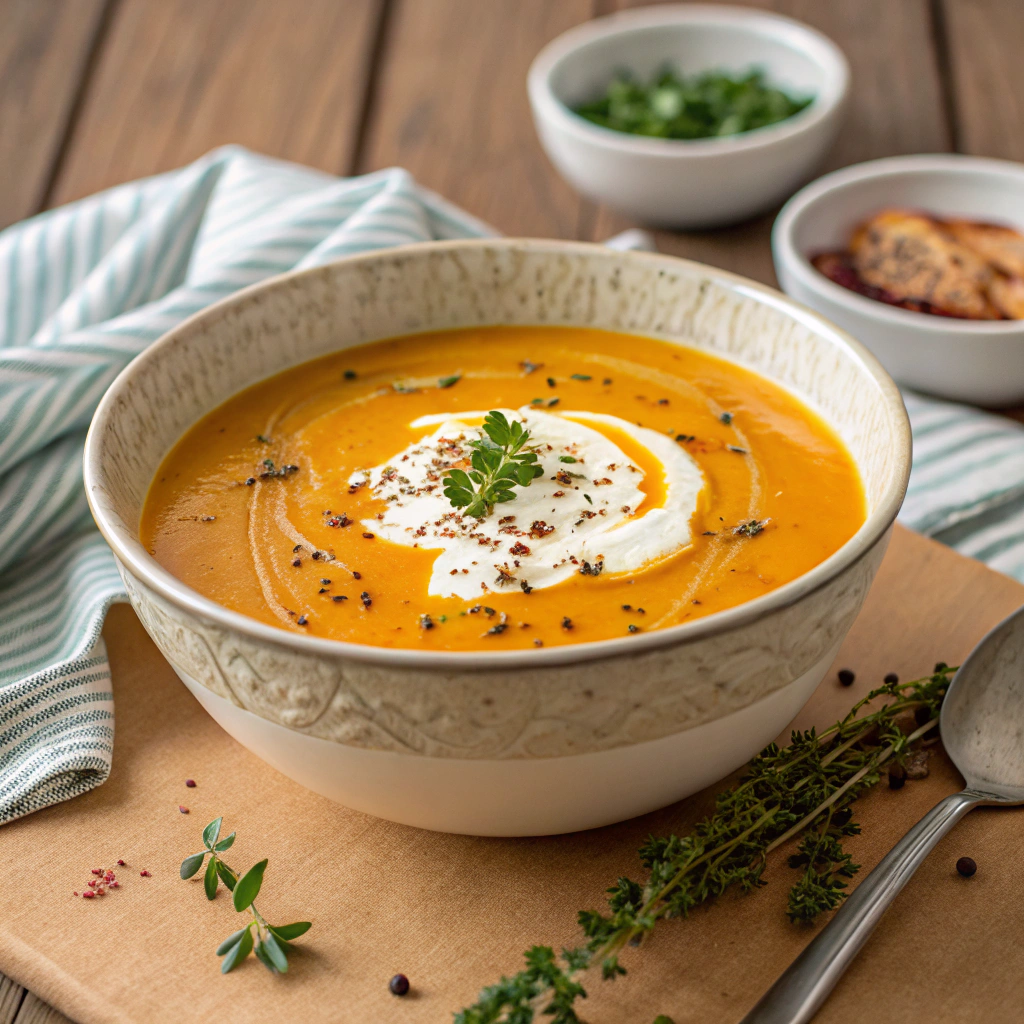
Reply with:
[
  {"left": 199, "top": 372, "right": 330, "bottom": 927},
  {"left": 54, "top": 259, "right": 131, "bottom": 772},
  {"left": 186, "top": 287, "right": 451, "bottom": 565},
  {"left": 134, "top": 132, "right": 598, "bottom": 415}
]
[{"left": 2, "top": 524, "right": 1023, "bottom": 1024}]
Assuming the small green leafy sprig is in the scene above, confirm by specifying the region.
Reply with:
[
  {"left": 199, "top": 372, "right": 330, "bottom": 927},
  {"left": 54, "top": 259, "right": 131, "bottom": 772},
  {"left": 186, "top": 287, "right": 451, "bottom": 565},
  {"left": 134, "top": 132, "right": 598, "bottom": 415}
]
[
  {"left": 443, "top": 410, "right": 544, "bottom": 519},
  {"left": 455, "top": 665, "right": 955, "bottom": 1023},
  {"left": 180, "top": 817, "right": 312, "bottom": 974}
]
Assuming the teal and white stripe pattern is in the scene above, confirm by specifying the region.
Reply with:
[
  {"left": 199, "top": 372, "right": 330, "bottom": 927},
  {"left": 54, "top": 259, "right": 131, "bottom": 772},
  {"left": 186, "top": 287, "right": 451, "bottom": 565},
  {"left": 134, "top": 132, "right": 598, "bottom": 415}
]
[{"left": 1, "top": 145, "right": 1023, "bottom": 825}]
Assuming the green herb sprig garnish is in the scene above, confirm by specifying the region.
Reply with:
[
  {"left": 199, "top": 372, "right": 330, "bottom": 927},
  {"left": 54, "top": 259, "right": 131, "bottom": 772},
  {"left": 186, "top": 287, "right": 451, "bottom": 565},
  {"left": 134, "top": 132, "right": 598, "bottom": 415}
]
[
  {"left": 443, "top": 410, "right": 544, "bottom": 519},
  {"left": 455, "top": 665, "right": 954, "bottom": 1023},
  {"left": 180, "top": 817, "right": 312, "bottom": 974},
  {"left": 572, "top": 68, "right": 812, "bottom": 141}
]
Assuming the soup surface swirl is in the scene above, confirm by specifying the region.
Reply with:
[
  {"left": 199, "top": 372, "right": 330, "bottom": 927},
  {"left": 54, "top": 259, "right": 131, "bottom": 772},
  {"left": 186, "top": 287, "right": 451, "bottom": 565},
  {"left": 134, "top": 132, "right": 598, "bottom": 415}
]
[{"left": 141, "top": 326, "right": 865, "bottom": 650}]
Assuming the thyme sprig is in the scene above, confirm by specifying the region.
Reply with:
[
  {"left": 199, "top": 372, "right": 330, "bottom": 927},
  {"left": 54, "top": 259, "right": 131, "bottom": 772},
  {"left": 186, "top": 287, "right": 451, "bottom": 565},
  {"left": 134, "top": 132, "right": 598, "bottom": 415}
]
[
  {"left": 180, "top": 817, "right": 311, "bottom": 974},
  {"left": 455, "top": 665, "right": 955, "bottom": 1023},
  {"left": 443, "top": 410, "right": 544, "bottom": 519}
]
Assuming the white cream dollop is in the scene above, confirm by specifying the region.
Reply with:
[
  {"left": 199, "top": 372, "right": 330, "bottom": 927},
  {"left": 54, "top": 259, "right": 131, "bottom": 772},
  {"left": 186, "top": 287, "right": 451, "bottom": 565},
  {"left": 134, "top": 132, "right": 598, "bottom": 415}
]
[{"left": 349, "top": 407, "right": 703, "bottom": 600}]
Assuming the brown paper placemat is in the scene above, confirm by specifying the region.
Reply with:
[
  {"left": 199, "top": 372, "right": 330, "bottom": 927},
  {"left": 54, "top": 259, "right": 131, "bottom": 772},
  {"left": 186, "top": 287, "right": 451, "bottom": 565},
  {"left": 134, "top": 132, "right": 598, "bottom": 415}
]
[{"left": 2, "top": 525, "right": 1024, "bottom": 1024}]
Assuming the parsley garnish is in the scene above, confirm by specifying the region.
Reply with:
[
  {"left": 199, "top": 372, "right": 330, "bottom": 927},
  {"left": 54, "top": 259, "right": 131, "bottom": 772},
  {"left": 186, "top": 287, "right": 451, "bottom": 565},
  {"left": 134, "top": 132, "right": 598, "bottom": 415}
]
[
  {"left": 572, "top": 68, "right": 813, "bottom": 140},
  {"left": 443, "top": 411, "right": 544, "bottom": 519}
]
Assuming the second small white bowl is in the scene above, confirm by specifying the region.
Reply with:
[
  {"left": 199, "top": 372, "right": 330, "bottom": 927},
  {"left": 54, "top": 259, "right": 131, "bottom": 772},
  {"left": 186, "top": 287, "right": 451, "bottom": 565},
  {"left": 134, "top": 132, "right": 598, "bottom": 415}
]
[
  {"left": 527, "top": 4, "right": 849, "bottom": 228},
  {"left": 773, "top": 154, "right": 1024, "bottom": 406}
]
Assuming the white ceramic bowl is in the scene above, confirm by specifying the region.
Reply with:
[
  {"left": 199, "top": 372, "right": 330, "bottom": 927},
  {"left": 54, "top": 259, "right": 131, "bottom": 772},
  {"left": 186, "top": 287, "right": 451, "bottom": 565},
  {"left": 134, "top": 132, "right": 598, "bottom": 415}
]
[
  {"left": 527, "top": 4, "right": 849, "bottom": 228},
  {"left": 773, "top": 154, "right": 1024, "bottom": 406},
  {"left": 85, "top": 240, "right": 909, "bottom": 836}
]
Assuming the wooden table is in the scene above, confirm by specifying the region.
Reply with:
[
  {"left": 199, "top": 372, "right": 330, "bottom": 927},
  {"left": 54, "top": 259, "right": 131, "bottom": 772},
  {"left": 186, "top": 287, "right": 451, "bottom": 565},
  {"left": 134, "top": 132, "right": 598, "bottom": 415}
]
[{"left": 2, "top": 0, "right": 1022, "bottom": 1019}]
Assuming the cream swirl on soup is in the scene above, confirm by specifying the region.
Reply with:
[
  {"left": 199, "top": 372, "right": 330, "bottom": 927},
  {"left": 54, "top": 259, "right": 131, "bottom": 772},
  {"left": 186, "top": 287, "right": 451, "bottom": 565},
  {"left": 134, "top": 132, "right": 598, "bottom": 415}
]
[{"left": 350, "top": 408, "right": 705, "bottom": 599}]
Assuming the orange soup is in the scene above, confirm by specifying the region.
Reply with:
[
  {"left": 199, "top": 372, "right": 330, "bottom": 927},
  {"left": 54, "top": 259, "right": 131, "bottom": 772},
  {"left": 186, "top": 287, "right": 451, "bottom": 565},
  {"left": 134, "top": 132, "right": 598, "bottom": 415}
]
[{"left": 141, "top": 327, "right": 865, "bottom": 650}]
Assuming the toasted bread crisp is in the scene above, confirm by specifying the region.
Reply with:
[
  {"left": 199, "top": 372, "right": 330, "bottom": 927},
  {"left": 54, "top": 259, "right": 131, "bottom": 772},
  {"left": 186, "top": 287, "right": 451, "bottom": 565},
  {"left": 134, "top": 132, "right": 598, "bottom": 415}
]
[
  {"left": 946, "top": 220, "right": 1024, "bottom": 279},
  {"left": 814, "top": 209, "right": 1024, "bottom": 321},
  {"left": 849, "top": 211, "right": 1001, "bottom": 320},
  {"left": 988, "top": 273, "right": 1024, "bottom": 319}
]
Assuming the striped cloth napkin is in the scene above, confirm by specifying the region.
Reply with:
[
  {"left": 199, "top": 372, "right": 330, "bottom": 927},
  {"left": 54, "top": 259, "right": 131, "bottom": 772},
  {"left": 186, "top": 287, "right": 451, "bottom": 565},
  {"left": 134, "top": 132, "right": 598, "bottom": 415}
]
[{"left": 2, "top": 146, "right": 1023, "bottom": 826}]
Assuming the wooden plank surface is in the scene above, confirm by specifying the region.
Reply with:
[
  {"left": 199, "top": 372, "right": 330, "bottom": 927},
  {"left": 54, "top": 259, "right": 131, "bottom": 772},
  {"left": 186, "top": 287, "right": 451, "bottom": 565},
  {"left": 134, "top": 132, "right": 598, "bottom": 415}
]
[
  {"left": 48, "top": 0, "right": 384, "bottom": 206},
  {"left": 356, "top": 0, "right": 595, "bottom": 237},
  {"left": 0, "top": 0, "right": 110, "bottom": 229},
  {"left": 587, "top": 0, "right": 951, "bottom": 283},
  {"left": 942, "top": 0, "right": 1024, "bottom": 160}
]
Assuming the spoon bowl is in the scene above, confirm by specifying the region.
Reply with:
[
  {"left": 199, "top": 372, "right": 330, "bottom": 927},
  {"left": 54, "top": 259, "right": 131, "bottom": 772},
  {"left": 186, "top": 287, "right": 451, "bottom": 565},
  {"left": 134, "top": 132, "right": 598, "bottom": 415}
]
[{"left": 942, "top": 606, "right": 1024, "bottom": 803}]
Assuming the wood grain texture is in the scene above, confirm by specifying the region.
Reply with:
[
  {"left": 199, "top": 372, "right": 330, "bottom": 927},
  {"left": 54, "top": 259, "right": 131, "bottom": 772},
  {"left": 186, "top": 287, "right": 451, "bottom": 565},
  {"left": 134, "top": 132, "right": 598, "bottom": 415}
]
[
  {"left": 0, "top": 973, "right": 25, "bottom": 1024},
  {"left": 11, "top": 995, "right": 71, "bottom": 1024},
  {"left": 0, "top": 0, "right": 110, "bottom": 229},
  {"left": 942, "top": 0, "right": 1024, "bottom": 160},
  {"left": 49, "top": 0, "right": 383, "bottom": 207},
  {"left": 587, "top": 0, "right": 951, "bottom": 284},
  {"left": 356, "top": 0, "right": 595, "bottom": 237}
]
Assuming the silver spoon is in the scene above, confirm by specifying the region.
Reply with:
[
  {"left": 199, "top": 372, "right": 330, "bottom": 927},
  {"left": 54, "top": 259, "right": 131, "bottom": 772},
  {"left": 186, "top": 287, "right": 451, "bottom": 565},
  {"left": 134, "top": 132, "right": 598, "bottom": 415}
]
[{"left": 741, "top": 602, "right": 1024, "bottom": 1024}]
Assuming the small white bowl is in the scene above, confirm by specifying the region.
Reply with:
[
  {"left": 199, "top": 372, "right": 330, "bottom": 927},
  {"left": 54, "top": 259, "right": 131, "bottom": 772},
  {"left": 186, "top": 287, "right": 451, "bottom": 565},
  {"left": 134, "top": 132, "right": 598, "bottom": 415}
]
[
  {"left": 773, "top": 154, "right": 1024, "bottom": 406},
  {"left": 527, "top": 4, "right": 849, "bottom": 229}
]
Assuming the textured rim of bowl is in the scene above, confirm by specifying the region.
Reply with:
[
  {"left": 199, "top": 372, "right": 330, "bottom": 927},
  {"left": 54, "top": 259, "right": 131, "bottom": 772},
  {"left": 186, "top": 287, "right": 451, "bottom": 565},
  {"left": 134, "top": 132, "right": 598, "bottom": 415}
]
[
  {"left": 527, "top": 3, "right": 850, "bottom": 158},
  {"left": 773, "top": 153, "right": 1024, "bottom": 336},
  {"left": 85, "top": 238, "right": 910, "bottom": 671}
]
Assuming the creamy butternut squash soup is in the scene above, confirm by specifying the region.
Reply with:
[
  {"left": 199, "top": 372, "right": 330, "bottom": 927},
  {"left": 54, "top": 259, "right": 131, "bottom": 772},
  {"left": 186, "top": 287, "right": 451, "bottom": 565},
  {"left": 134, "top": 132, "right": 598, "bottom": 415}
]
[{"left": 141, "top": 327, "right": 865, "bottom": 650}]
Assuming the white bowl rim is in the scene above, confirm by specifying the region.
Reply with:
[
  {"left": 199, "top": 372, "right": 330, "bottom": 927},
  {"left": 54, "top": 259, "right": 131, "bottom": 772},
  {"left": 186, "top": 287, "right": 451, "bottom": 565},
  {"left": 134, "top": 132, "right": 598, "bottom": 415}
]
[
  {"left": 773, "top": 152, "right": 1024, "bottom": 336},
  {"left": 527, "top": 3, "right": 850, "bottom": 159},
  {"left": 84, "top": 238, "right": 910, "bottom": 671}
]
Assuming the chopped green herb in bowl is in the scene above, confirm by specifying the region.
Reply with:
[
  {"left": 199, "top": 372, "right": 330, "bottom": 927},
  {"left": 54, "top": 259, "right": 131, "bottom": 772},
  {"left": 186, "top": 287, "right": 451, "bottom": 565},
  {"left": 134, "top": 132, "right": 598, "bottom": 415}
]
[{"left": 572, "top": 68, "right": 813, "bottom": 141}]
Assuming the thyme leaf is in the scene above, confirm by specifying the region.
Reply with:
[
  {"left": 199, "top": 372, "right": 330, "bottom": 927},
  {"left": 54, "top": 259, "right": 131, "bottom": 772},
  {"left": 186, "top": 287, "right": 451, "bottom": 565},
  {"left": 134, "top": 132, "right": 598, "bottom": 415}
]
[
  {"left": 180, "top": 817, "right": 312, "bottom": 975},
  {"left": 455, "top": 665, "right": 955, "bottom": 1022},
  {"left": 443, "top": 410, "right": 544, "bottom": 519}
]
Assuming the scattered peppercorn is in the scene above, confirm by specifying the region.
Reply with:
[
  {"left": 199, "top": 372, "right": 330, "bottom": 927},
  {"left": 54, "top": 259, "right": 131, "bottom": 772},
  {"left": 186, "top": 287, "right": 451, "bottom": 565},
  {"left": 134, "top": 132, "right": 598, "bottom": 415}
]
[
  {"left": 185, "top": 779, "right": 196, "bottom": 788},
  {"left": 884, "top": 672, "right": 899, "bottom": 684},
  {"left": 117, "top": 859, "right": 126, "bottom": 866},
  {"left": 887, "top": 764, "right": 906, "bottom": 790},
  {"left": 838, "top": 668, "right": 855, "bottom": 687},
  {"left": 360, "top": 591, "right": 372, "bottom": 608},
  {"left": 140, "top": 870, "right": 151, "bottom": 877},
  {"left": 420, "top": 614, "right": 434, "bottom": 630},
  {"left": 332, "top": 595, "right": 347, "bottom": 603},
  {"left": 720, "top": 412, "right": 733, "bottom": 425},
  {"left": 245, "top": 477, "right": 256, "bottom": 486},
  {"left": 622, "top": 604, "right": 632, "bottom": 610},
  {"left": 292, "top": 558, "right": 301, "bottom": 567},
  {"left": 179, "top": 805, "right": 190, "bottom": 814},
  {"left": 628, "top": 624, "right": 640, "bottom": 633},
  {"left": 363, "top": 532, "right": 375, "bottom": 539},
  {"left": 320, "top": 578, "right": 331, "bottom": 585},
  {"left": 297, "top": 615, "right": 308, "bottom": 626},
  {"left": 353, "top": 571, "right": 362, "bottom": 579},
  {"left": 389, "top": 974, "right": 410, "bottom": 996},
  {"left": 561, "top": 616, "right": 573, "bottom": 630},
  {"left": 956, "top": 856, "right": 977, "bottom": 877},
  {"left": 344, "top": 369, "right": 357, "bottom": 380}
]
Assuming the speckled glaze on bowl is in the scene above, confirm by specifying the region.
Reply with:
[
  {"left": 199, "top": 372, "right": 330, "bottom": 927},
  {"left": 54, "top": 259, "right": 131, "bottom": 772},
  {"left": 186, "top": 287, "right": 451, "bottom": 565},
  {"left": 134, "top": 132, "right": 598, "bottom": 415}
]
[{"left": 84, "top": 240, "right": 910, "bottom": 835}]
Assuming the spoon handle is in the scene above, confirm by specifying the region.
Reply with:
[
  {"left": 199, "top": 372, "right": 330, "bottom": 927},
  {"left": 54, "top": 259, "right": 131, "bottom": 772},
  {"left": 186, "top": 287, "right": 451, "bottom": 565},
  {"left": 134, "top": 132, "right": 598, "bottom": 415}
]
[{"left": 739, "top": 789, "right": 981, "bottom": 1024}]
